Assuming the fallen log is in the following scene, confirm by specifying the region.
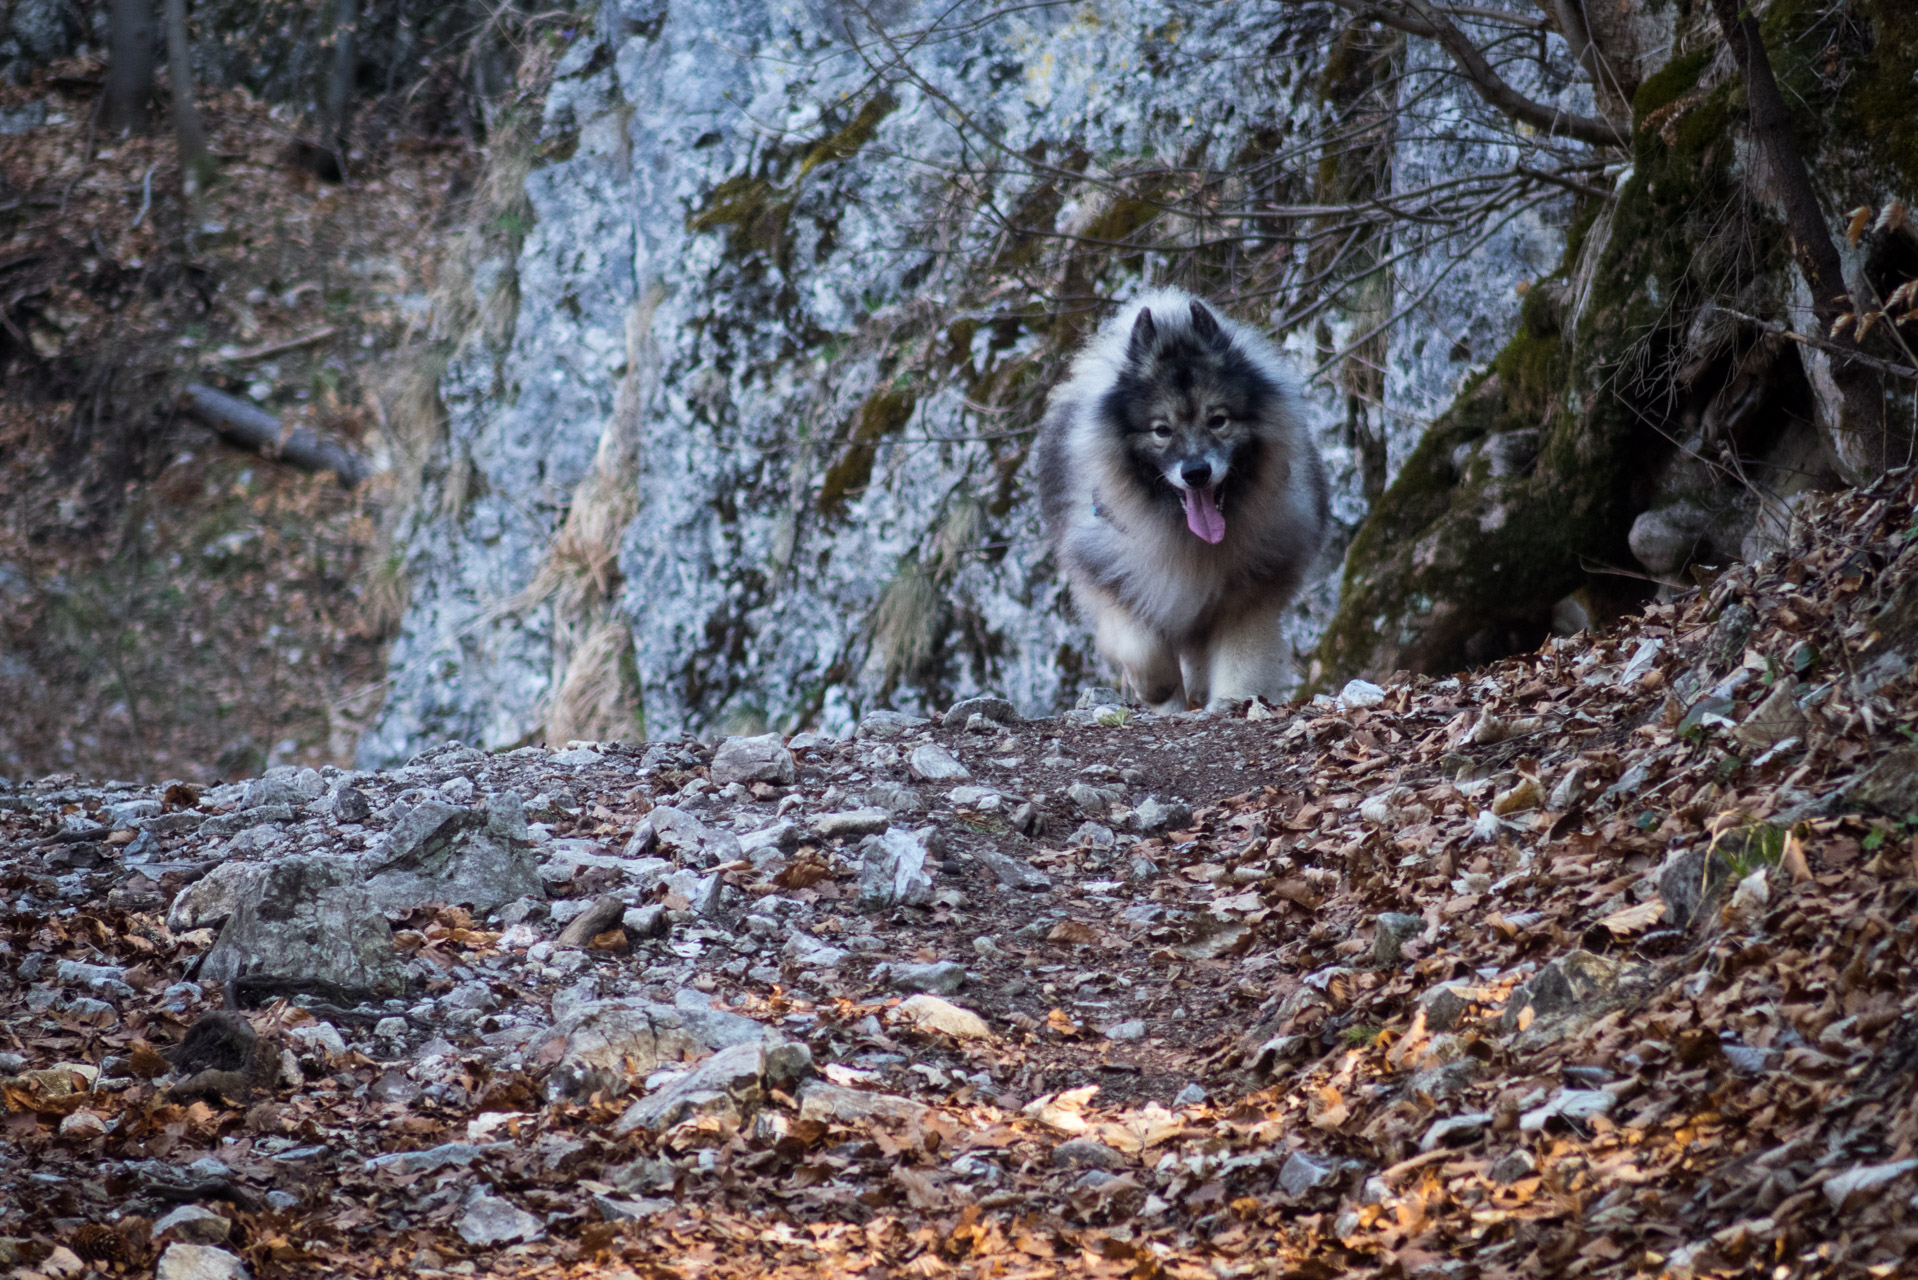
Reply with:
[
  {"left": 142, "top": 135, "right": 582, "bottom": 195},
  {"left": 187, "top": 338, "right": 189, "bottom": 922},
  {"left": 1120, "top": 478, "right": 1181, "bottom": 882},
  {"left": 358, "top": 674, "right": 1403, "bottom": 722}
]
[{"left": 182, "top": 382, "right": 370, "bottom": 487}]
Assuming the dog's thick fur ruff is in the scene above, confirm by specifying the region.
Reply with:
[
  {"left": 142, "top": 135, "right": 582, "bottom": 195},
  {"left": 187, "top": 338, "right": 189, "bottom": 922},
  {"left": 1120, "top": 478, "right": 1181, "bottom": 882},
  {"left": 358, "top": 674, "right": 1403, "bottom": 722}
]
[{"left": 1036, "top": 288, "right": 1329, "bottom": 712}]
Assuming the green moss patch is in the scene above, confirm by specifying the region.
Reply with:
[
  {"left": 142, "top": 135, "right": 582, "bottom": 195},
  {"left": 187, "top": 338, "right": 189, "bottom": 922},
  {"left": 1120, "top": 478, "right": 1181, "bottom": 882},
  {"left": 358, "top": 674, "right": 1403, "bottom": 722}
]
[{"left": 817, "top": 386, "right": 919, "bottom": 514}]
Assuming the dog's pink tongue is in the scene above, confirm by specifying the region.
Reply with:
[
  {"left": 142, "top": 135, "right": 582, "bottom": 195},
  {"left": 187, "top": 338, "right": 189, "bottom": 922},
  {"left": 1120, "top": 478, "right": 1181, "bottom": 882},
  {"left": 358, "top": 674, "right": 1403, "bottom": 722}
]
[{"left": 1182, "top": 485, "right": 1226, "bottom": 544}]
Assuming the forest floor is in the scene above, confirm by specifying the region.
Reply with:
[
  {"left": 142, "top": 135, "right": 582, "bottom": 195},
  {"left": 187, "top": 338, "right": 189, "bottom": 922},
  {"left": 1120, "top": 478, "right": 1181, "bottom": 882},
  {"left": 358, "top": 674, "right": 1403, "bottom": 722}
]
[
  {"left": 4, "top": 470, "right": 1918, "bottom": 1279},
  {"left": 0, "top": 59, "right": 475, "bottom": 783}
]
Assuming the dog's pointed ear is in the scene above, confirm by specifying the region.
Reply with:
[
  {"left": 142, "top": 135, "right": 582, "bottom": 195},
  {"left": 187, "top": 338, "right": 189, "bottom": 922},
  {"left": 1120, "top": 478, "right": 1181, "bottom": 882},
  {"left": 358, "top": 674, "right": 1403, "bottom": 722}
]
[
  {"left": 1126, "top": 307, "right": 1158, "bottom": 363},
  {"left": 1189, "top": 300, "right": 1229, "bottom": 350}
]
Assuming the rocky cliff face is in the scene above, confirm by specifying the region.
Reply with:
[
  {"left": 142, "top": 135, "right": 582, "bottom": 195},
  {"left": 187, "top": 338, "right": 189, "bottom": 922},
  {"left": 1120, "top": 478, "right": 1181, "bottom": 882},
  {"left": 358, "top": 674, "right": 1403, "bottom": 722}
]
[{"left": 360, "top": 0, "right": 1558, "bottom": 763}]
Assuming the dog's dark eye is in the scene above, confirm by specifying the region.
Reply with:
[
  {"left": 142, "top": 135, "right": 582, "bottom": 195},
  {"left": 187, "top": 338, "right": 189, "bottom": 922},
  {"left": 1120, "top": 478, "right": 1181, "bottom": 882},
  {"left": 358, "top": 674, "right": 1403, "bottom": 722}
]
[
  {"left": 1149, "top": 422, "right": 1172, "bottom": 439},
  {"left": 1207, "top": 413, "right": 1229, "bottom": 430}
]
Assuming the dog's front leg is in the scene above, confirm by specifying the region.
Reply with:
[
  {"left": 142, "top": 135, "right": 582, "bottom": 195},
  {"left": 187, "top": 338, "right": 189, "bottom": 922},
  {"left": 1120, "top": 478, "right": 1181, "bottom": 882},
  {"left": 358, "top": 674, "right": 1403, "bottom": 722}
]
[
  {"left": 1091, "top": 606, "right": 1185, "bottom": 713},
  {"left": 1198, "top": 601, "right": 1291, "bottom": 710}
]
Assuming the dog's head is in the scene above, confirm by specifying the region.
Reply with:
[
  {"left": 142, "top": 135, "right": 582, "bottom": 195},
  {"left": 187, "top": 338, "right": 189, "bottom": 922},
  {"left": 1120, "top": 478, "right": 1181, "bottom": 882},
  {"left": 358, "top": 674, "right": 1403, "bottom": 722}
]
[{"left": 1097, "top": 299, "right": 1278, "bottom": 544}]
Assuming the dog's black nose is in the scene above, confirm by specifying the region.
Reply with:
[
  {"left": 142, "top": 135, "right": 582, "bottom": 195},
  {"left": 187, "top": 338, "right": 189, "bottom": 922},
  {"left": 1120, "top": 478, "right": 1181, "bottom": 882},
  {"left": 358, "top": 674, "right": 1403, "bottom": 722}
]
[{"left": 1181, "top": 463, "right": 1212, "bottom": 489}]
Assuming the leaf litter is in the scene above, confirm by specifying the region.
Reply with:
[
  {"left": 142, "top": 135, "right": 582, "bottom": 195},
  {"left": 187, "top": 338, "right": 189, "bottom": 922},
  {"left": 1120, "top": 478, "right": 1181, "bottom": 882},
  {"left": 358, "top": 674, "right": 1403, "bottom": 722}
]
[{"left": 9, "top": 475, "right": 1918, "bottom": 1278}]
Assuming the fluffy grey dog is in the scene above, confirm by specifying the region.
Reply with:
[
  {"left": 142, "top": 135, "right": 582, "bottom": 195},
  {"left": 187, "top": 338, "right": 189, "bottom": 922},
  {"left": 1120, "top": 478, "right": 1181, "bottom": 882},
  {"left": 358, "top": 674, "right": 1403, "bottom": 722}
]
[{"left": 1036, "top": 288, "right": 1330, "bottom": 712}]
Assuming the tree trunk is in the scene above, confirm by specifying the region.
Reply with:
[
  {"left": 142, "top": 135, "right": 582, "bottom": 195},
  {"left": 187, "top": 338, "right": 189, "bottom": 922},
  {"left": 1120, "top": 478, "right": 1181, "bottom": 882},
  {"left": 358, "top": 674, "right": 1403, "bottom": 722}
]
[
  {"left": 105, "top": 0, "right": 156, "bottom": 134},
  {"left": 323, "top": 0, "right": 359, "bottom": 148},
  {"left": 161, "top": 0, "right": 212, "bottom": 199},
  {"left": 1706, "top": 0, "right": 1895, "bottom": 483}
]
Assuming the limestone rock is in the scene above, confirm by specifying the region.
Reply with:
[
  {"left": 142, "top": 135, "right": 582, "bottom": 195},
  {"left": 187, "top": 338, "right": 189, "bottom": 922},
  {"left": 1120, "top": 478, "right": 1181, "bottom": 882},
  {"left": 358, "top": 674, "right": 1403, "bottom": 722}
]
[
  {"left": 797, "top": 1081, "right": 930, "bottom": 1126},
  {"left": 943, "top": 696, "right": 1015, "bottom": 728},
  {"left": 857, "top": 827, "right": 934, "bottom": 908},
  {"left": 897, "top": 994, "right": 992, "bottom": 1040},
  {"left": 855, "top": 711, "right": 929, "bottom": 740},
  {"left": 612, "top": 1036, "right": 812, "bottom": 1136},
  {"left": 457, "top": 1192, "right": 544, "bottom": 1246},
  {"left": 540, "top": 993, "right": 763, "bottom": 1102},
  {"left": 907, "top": 744, "right": 969, "bottom": 782},
  {"left": 361, "top": 792, "right": 543, "bottom": 914},
  {"left": 814, "top": 808, "right": 891, "bottom": 840},
  {"left": 710, "top": 734, "right": 796, "bottom": 786},
  {"left": 153, "top": 1205, "right": 233, "bottom": 1245},
  {"left": 156, "top": 1244, "right": 251, "bottom": 1280},
  {"left": 198, "top": 857, "right": 404, "bottom": 1001},
  {"left": 883, "top": 960, "right": 966, "bottom": 994}
]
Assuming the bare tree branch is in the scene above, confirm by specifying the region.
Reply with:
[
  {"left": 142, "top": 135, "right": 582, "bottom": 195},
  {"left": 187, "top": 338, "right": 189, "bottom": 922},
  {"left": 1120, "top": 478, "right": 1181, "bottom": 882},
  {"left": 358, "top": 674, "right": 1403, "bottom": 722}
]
[{"left": 1292, "top": 0, "right": 1627, "bottom": 146}]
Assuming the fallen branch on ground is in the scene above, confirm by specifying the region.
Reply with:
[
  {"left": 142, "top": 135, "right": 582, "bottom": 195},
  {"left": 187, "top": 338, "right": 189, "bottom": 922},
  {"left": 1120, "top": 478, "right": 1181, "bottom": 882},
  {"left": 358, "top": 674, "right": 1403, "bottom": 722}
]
[{"left": 181, "top": 383, "right": 371, "bottom": 487}]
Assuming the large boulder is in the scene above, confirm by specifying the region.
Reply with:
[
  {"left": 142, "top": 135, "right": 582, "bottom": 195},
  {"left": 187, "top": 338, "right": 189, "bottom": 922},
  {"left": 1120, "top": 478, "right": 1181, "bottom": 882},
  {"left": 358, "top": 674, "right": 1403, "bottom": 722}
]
[
  {"left": 360, "top": 792, "right": 543, "bottom": 914},
  {"left": 198, "top": 858, "right": 405, "bottom": 1001},
  {"left": 539, "top": 990, "right": 768, "bottom": 1102}
]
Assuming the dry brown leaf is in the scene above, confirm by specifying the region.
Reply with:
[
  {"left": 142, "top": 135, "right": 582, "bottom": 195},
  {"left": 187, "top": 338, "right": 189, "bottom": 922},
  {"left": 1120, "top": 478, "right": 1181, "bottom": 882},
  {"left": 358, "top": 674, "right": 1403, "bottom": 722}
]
[{"left": 1847, "top": 205, "right": 1874, "bottom": 244}]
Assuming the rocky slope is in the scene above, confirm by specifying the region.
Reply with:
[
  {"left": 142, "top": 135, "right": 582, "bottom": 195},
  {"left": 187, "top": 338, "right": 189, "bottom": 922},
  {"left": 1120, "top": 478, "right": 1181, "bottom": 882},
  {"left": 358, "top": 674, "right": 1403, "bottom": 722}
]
[{"left": 7, "top": 470, "right": 1918, "bottom": 1276}]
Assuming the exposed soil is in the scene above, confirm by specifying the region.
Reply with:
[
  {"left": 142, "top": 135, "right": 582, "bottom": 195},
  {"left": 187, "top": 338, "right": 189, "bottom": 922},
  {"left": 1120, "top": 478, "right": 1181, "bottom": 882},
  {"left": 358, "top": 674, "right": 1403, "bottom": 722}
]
[{"left": 0, "top": 61, "right": 476, "bottom": 783}]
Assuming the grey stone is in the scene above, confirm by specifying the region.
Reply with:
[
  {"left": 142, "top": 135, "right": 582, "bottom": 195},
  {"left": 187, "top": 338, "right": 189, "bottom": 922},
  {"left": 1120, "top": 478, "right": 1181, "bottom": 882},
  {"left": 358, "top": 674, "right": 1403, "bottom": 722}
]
[
  {"left": 1851, "top": 744, "right": 1918, "bottom": 818},
  {"left": 1499, "top": 950, "right": 1634, "bottom": 1038},
  {"left": 797, "top": 1081, "right": 929, "bottom": 1126},
  {"left": 1417, "top": 981, "right": 1478, "bottom": 1033},
  {"left": 199, "top": 858, "right": 404, "bottom": 1001},
  {"left": 1054, "top": 1139, "right": 1128, "bottom": 1169},
  {"left": 814, "top": 808, "right": 891, "bottom": 840},
  {"left": 738, "top": 820, "right": 802, "bottom": 863},
  {"left": 1488, "top": 1149, "right": 1535, "bottom": 1183},
  {"left": 1419, "top": 1112, "right": 1492, "bottom": 1152},
  {"left": 557, "top": 894, "right": 627, "bottom": 946},
  {"left": 857, "top": 827, "right": 934, "bottom": 908},
  {"left": 623, "top": 903, "right": 669, "bottom": 938},
  {"left": 866, "top": 782, "right": 924, "bottom": 816},
  {"left": 1629, "top": 503, "right": 1712, "bottom": 575},
  {"left": 0, "top": 101, "right": 49, "bottom": 134},
  {"left": 1127, "top": 797, "right": 1190, "bottom": 833},
  {"left": 974, "top": 847, "right": 1050, "bottom": 891},
  {"left": 541, "top": 993, "right": 766, "bottom": 1101},
  {"left": 710, "top": 734, "right": 796, "bottom": 786},
  {"left": 1372, "top": 913, "right": 1424, "bottom": 967},
  {"left": 908, "top": 744, "right": 970, "bottom": 782},
  {"left": 1102, "top": 1019, "right": 1146, "bottom": 1041},
  {"left": 611, "top": 1036, "right": 811, "bottom": 1136},
  {"left": 1075, "top": 687, "right": 1125, "bottom": 709},
  {"left": 365, "top": 1142, "right": 510, "bottom": 1174},
  {"left": 153, "top": 1205, "right": 232, "bottom": 1245},
  {"left": 361, "top": 792, "right": 543, "bottom": 914},
  {"left": 142, "top": 810, "right": 209, "bottom": 835},
  {"left": 155, "top": 1244, "right": 251, "bottom": 1280},
  {"left": 330, "top": 787, "right": 372, "bottom": 823},
  {"left": 1067, "top": 783, "right": 1110, "bottom": 817},
  {"left": 105, "top": 798, "right": 162, "bottom": 827},
  {"left": 592, "top": 1193, "right": 673, "bottom": 1221},
  {"left": 200, "top": 804, "right": 294, "bottom": 838},
  {"left": 635, "top": 805, "right": 742, "bottom": 865},
  {"left": 1278, "top": 1151, "right": 1337, "bottom": 1196},
  {"left": 1336, "top": 679, "right": 1386, "bottom": 710},
  {"left": 886, "top": 961, "right": 966, "bottom": 994},
  {"left": 1519, "top": 1088, "right": 1614, "bottom": 1133},
  {"left": 243, "top": 768, "right": 325, "bottom": 809},
  {"left": 1173, "top": 1082, "right": 1206, "bottom": 1106},
  {"left": 1657, "top": 847, "right": 1733, "bottom": 930},
  {"left": 856, "top": 711, "right": 929, "bottom": 740},
  {"left": 944, "top": 696, "right": 1015, "bottom": 728},
  {"left": 783, "top": 932, "right": 849, "bottom": 968},
  {"left": 456, "top": 1193, "right": 544, "bottom": 1246}
]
